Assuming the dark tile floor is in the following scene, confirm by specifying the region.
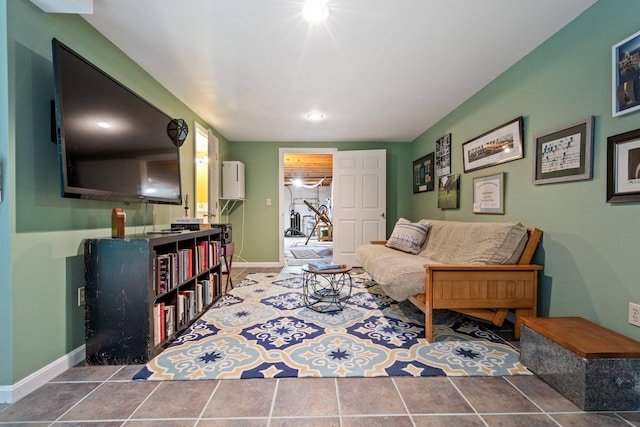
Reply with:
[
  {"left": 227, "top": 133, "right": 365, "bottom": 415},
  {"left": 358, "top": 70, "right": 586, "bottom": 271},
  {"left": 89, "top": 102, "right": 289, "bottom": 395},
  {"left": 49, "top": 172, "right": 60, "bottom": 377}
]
[{"left": 1, "top": 267, "right": 639, "bottom": 426}]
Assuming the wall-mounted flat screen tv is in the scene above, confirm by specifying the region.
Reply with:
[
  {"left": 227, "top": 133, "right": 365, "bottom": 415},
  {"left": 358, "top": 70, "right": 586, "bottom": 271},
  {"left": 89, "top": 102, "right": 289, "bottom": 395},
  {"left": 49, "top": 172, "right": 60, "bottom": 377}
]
[{"left": 51, "top": 38, "right": 182, "bottom": 205}]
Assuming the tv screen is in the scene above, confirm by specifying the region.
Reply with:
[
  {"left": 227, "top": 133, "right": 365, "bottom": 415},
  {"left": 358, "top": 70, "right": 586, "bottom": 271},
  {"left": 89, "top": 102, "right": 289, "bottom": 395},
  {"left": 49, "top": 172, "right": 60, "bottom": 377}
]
[{"left": 51, "top": 38, "right": 182, "bottom": 205}]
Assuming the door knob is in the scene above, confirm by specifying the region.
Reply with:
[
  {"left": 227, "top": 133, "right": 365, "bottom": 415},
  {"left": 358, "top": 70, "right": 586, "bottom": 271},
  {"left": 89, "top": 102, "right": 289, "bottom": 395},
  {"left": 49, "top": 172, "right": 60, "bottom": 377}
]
[{"left": 380, "top": 212, "right": 385, "bottom": 218}]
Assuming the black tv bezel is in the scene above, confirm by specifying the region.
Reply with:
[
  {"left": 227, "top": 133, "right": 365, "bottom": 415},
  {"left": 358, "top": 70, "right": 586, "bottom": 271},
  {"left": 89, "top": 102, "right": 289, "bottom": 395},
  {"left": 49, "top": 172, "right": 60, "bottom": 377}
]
[{"left": 51, "top": 38, "right": 183, "bottom": 205}]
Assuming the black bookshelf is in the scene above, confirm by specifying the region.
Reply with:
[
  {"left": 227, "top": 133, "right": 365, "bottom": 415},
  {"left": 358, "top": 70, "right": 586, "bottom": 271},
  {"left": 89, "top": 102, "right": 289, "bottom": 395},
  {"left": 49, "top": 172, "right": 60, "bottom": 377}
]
[{"left": 84, "top": 228, "right": 223, "bottom": 365}]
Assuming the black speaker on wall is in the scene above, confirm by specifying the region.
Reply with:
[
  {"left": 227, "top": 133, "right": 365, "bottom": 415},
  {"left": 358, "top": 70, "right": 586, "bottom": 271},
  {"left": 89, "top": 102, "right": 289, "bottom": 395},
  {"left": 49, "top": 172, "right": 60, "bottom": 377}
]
[{"left": 167, "top": 118, "right": 189, "bottom": 147}]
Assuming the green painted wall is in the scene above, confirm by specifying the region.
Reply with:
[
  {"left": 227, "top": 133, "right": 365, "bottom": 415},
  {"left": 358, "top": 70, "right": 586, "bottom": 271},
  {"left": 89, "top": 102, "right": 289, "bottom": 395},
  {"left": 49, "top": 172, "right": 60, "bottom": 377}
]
[
  {"left": 0, "top": 0, "right": 12, "bottom": 386},
  {"left": 3, "top": 0, "right": 228, "bottom": 385},
  {"left": 412, "top": 0, "right": 640, "bottom": 340},
  {"left": 226, "top": 141, "right": 412, "bottom": 262},
  {"left": 5, "top": 0, "right": 640, "bottom": 386}
]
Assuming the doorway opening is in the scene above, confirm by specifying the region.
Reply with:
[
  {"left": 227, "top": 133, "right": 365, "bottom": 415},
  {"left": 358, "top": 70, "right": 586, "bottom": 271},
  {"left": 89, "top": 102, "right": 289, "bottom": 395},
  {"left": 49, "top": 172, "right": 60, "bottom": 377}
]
[
  {"left": 278, "top": 148, "right": 337, "bottom": 266},
  {"left": 194, "top": 122, "right": 220, "bottom": 224},
  {"left": 194, "top": 123, "right": 209, "bottom": 220}
]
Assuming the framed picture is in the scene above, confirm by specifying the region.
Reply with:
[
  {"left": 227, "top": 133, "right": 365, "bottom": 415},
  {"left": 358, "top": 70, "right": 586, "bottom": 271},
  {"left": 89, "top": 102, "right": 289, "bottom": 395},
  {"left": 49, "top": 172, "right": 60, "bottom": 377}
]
[
  {"left": 436, "top": 133, "right": 451, "bottom": 177},
  {"left": 438, "top": 174, "right": 459, "bottom": 209},
  {"left": 613, "top": 30, "right": 640, "bottom": 117},
  {"left": 473, "top": 172, "right": 504, "bottom": 214},
  {"left": 462, "top": 117, "right": 524, "bottom": 173},
  {"left": 607, "top": 128, "right": 640, "bottom": 203},
  {"left": 532, "top": 117, "right": 594, "bottom": 185},
  {"left": 413, "top": 152, "right": 435, "bottom": 193}
]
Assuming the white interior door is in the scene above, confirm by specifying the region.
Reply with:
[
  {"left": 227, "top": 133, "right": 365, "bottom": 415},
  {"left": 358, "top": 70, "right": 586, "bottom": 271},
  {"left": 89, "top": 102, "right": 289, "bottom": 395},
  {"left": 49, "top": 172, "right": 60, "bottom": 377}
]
[
  {"left": 332, "top": 149, "right": 386, "bottom": 266},
  {"left": 208, "top": 130, "right": 220, "bottom": 223}
]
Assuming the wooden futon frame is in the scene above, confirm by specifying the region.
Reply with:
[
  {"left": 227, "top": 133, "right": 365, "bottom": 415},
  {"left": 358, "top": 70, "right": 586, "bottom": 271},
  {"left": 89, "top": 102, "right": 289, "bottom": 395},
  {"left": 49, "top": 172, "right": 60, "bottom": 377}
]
[{"left": 407, "top": 228, "right": 543, "bottom": 342}]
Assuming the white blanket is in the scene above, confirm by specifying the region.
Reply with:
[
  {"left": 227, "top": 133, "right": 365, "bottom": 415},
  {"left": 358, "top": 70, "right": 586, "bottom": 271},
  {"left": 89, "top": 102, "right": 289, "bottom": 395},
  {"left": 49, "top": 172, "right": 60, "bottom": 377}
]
[{"left": 355, "top": 220, "right": 528, "bottom": 301}]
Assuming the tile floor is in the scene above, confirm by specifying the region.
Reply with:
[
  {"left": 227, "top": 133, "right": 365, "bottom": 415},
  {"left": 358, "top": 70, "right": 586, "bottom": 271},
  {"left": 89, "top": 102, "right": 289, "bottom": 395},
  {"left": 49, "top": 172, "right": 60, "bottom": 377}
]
[{"left": 1, "top": 266, "right": 639, "bottom": 426}]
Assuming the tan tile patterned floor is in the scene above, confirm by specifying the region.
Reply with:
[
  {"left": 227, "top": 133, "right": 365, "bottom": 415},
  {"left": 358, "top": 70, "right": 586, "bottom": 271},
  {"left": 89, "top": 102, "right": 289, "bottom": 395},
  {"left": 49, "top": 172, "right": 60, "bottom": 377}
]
[{"left": 1, "top": 267, "right": 638, "bottom": 426}]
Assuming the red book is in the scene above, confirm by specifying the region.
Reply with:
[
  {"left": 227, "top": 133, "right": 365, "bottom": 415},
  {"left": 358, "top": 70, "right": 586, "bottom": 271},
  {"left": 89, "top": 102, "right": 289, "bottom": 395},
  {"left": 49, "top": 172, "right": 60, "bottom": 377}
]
[{"left": 158, "top": 302, "right": 165, "bottom": 342}]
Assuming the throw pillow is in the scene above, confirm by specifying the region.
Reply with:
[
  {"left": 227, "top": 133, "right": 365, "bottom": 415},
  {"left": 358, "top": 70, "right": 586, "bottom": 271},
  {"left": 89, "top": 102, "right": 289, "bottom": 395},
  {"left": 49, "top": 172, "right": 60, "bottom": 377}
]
[{"left": 386, "top": 218, "right": 430, "bottom": 254}]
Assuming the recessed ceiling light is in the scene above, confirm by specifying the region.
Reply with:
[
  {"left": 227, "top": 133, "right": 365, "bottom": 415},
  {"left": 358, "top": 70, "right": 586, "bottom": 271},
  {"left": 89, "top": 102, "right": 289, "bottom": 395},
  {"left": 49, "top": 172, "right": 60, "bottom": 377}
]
[
  {"left": 96, "top": 121, "right": 112, "bottom": 129},
  {"left": 306, "top": 112, "right": 325, "bottom": 121},
  {"left": 302, "top": 0, "right": 330, "bottom": 23}
]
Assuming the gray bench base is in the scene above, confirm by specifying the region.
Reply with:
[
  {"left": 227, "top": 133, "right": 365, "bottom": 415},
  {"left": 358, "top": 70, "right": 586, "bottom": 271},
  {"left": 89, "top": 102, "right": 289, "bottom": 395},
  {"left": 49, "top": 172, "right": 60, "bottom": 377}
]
[{"left": 520, "top": 325, "right": 640, "bottom": 411}]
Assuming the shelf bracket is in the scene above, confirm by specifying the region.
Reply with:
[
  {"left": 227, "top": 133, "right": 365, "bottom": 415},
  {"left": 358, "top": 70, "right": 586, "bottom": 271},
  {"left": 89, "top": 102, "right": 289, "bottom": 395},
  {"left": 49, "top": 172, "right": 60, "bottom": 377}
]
[{"left": 220, "top": 198, "right": 244, "bottom": 215}]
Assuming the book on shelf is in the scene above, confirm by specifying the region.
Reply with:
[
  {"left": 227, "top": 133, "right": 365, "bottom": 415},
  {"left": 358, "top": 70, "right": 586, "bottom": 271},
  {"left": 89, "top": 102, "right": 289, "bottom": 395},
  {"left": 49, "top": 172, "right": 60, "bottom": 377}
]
[
  {"left": 196, "top": 240, "right": 210, "bottom": 273},
  {"left": 209, "top": 276, "right": 215, "bottom": 303},
  {"left": 154, "top": 302, "right": 176, "bottom": 344},
  {"left": 196, "top": 282, "right": 203, "bottom": 313},
  {"left": 153, "top": 302, "right": 165, "bottom": 346},
  {"left": 209, "top": 240, "right": 221, "bottom": 267},
  {"left": 199, "top": 277, "right": 215, "bottom": 307},
  {"left": 307, "top": 262, "right": 347, "bottom": 271},
  {"left": 153, "top": 304, "right": 159, "bottom": 345},
  {"left": 178, "top": 249, "right": 186, "bottom": 281},
  {"left": 156, "top": 252, "right": 188, "bottom": 293},
  {"left": 186, "top": 248, "right": 193, "bottom": 279},
  {"left": 155, "top": 255, "right": 170, "bottom": 294},
  {"left": 164, "top": 304, "right": 175, "bottom": 338},
  {"left": 200, "top": 279, "right": 208, "bottom": 306},
  {"left": 170, "top": 252, "right": 179, "bottom": 289},
  {"left": 177, "top": 292, "right": 186, "bottom": 326},
  {"left": 179, "top": 290, "right": 197, "bottom": 324}
]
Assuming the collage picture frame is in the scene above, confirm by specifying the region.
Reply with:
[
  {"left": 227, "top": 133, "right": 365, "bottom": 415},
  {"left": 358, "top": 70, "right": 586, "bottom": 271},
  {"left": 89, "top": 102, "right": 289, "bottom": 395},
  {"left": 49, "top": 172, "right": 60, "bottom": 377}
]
[
  {"left": 436, "top": 133, "right": 452, "bottom": 177},
  {"left": 462, "top": 117, "right": 524, "bottom": 173},
  {"left": 413, "top": 152, "right": 435, "bottom": 193},
  {"left": 532, "top": 117, "right": 594, "bottom": 185}
]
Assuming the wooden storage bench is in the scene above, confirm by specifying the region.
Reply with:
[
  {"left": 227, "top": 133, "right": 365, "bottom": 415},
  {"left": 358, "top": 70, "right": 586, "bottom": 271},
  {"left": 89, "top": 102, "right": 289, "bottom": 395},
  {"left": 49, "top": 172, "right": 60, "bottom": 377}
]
[{"left": 520, "top": 317, "right": 640, "bottom": 411}]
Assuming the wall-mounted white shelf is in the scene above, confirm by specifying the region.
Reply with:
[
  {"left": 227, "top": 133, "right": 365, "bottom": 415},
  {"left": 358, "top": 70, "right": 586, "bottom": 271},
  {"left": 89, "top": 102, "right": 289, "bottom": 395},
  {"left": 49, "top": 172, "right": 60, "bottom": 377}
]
[{"left": 220, "top": 198, "right": 245, "bottom": 215}]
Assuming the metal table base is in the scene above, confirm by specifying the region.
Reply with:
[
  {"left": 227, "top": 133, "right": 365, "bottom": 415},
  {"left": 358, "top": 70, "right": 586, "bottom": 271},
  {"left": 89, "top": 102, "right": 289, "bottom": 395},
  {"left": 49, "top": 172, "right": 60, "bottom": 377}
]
[{"left": 302, "top": 266, "right": 353, "bottom": 312}]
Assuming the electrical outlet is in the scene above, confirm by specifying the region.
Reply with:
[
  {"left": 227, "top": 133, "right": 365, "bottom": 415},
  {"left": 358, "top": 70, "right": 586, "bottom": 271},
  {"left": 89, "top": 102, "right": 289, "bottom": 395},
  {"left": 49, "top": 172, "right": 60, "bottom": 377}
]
[
  {"left": 629, "top": 302, "right": 640, "bottom": 327},
  {"left": 78, "top": 287, "right": 85, "bottom": 306}
]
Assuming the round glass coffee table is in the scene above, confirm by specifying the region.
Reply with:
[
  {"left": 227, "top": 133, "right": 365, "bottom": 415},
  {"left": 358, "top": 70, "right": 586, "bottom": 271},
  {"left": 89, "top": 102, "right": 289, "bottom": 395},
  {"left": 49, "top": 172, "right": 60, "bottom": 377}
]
[{"left": 302, "top": 264, "right": 353, "bottom": 312}]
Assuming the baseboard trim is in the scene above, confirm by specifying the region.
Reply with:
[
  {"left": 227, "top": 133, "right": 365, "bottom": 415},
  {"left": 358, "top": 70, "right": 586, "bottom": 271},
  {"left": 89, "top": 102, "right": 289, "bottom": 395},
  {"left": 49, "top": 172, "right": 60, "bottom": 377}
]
[
  {"left": 232, "top": 261, "right": 283, "bottom": 268},
  {"left": 0, "top": 345, "right": 86, "bottom": 404}
]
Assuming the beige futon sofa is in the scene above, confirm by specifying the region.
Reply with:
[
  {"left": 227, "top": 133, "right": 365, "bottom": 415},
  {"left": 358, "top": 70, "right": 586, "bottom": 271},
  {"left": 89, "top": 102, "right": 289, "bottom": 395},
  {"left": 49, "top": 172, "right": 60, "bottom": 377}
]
[{"left": 355, "top": 219, "right": 543, "bottom": 342}]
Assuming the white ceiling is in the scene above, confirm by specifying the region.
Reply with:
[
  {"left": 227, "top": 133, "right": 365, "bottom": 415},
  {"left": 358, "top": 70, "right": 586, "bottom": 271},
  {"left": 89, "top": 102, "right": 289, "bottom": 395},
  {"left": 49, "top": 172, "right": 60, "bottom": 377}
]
[{"left": 80, "top": 0, "right": 597, "bottom": 143}]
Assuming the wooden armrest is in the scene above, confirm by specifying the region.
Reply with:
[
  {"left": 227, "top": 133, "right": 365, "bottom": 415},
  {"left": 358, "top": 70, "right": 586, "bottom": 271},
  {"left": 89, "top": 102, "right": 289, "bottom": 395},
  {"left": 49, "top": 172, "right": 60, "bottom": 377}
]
[
  {"left": 520, "top": 228, "right": 543, "bottom": 264},
  {"left": 370, "top": 240, "right": 387, "bottom": 245},
  {"left": 424, "top": 264, "right": 543, "bottom": 271}
]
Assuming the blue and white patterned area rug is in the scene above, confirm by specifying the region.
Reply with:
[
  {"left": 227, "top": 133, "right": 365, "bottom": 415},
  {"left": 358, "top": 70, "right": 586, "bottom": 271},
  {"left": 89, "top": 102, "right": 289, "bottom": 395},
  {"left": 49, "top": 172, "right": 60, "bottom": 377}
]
[{"left": 133, "top": 269, "right": 530, "bottom": 380}]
